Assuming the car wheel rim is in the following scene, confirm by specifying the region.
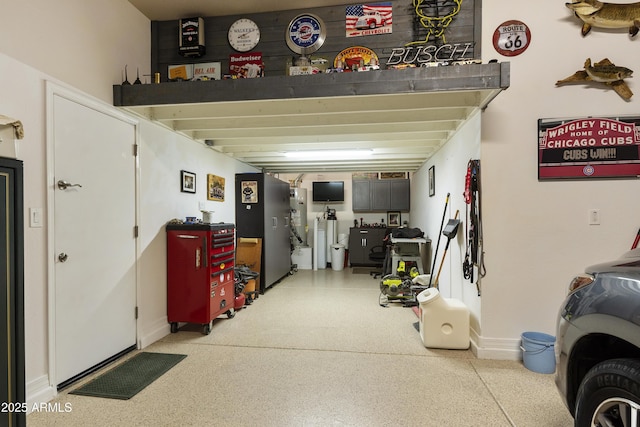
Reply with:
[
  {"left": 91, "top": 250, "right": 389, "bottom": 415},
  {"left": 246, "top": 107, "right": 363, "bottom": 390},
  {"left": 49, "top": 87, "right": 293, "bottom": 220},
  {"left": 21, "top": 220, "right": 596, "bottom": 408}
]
[{"left": 592, "top": 397, "right": 640, "bottom": 427}]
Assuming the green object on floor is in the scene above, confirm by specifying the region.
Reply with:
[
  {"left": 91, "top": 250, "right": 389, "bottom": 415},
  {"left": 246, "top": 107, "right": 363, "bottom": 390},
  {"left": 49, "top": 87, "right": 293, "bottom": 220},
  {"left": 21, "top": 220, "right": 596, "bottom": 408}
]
[{"left": 70, "top": 352, "right": 187, "bottom": 400}]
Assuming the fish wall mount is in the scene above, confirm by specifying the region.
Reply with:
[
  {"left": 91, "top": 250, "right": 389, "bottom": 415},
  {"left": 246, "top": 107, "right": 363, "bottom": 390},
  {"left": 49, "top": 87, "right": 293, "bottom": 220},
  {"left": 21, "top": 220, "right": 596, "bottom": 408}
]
[
  {"left": 566, "top": 0, "right": 640, "bottom": 37},
  {"left": 556, "top": 58, "right": 634, "bottom": 100}
]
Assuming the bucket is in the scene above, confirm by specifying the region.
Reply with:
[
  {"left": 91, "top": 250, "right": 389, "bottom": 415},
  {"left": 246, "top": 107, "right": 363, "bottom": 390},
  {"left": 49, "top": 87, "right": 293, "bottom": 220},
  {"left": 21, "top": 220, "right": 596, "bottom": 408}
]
[{"left": 521, "top": 332, "right": 556, "bottom": 374}]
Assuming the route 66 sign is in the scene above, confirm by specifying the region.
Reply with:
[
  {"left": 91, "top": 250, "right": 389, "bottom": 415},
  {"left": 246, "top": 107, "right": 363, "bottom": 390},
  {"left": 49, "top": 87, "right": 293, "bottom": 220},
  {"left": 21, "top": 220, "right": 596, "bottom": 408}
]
[{"left": 493, "top": 20, "right": 531, "bottom": 57}]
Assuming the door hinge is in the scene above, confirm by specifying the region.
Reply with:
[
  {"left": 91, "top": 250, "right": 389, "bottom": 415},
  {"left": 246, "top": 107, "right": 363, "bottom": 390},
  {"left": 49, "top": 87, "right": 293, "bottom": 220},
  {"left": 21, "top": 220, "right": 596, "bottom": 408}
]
[
  {"left": 134, "top": 225, "right": 139, "bottom": 238},
  {"left": 135, "top": 306, "right": 139, "bottom": 319},
  {"left": 133, "top": 144, "right": 138, "bottom": 157}
]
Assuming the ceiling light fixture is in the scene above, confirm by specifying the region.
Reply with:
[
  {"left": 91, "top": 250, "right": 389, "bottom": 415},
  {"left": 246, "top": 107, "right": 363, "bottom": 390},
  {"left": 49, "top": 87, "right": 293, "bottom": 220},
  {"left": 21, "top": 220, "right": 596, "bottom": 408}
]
[{"left": 284, "top": 149, "right": 373, "bottom": 159}]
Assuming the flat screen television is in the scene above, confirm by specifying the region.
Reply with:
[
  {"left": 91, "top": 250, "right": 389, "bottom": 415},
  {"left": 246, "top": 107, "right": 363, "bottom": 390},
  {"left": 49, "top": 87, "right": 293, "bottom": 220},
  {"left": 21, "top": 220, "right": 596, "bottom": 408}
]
[{"left": 312, "top": 181, "right": 344, "bottom": 202}]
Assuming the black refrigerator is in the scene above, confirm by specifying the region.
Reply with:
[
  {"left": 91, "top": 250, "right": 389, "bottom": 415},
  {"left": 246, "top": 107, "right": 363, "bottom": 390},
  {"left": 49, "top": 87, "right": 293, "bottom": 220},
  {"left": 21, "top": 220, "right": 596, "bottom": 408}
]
[{"left": 235, "top": 173, "right": 291, "bottom": 293}]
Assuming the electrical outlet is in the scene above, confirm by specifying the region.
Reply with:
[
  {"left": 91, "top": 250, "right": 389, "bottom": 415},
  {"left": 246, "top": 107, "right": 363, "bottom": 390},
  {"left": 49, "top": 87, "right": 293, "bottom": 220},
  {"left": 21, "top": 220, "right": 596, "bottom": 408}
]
[
  {"left": 589, "top": 209, "right": 600, "bottom": 225},
  {"left": 198, "top": 201, "right": 206, "bottom": 211}
]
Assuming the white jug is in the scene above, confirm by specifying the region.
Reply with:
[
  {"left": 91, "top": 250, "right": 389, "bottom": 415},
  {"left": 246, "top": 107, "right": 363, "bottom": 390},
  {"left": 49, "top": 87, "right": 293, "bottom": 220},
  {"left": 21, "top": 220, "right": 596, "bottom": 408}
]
[{"left": 202, "top": 211, "right": 214, "bottom": 223}]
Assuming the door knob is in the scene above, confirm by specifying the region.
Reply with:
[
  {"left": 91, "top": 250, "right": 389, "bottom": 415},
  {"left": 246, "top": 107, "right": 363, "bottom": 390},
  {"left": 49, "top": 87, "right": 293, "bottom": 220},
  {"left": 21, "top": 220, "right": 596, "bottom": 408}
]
[
  {"left": 58, "top": 253, "right": 68, "bottom": 262},
  {"left": 57, "top": 180, "right": 83, "bottom": 190}
]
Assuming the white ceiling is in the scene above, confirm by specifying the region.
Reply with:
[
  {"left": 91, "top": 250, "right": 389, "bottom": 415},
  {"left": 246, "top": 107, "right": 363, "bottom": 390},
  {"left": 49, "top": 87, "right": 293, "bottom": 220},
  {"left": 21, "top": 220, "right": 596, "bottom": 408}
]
[
  {"left": 127, "top": 0, "right": 362, "bottom": 21},
  {"left": 124, "top": 0, "right": 506, "bottom": 173}
]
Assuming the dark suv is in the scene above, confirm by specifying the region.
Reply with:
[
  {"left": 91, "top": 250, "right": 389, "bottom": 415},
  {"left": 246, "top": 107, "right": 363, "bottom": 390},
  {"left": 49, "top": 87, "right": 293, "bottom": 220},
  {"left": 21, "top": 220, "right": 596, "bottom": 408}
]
[{"left": 556, "top": 247, "right": 640, "bottom": 426}]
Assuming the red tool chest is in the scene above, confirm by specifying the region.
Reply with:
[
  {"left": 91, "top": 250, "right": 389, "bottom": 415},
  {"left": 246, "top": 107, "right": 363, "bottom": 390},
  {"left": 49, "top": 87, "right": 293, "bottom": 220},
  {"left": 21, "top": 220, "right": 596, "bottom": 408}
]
[{"left": 166, "top": 223, "right": 236, "bottom": 335}]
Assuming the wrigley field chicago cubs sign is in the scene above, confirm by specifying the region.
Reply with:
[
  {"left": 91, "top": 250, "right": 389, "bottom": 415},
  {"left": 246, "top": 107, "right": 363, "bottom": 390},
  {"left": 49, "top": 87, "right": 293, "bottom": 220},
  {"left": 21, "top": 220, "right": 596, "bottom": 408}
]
[{"left": 538, "top": 116, "right": 640, "bottom": 180}]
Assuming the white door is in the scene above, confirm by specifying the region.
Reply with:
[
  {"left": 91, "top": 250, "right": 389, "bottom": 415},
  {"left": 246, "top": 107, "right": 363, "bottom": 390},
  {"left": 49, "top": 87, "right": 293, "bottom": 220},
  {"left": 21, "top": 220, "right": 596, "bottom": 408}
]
[{"left": 52, "top": 92, "right": 137, "bottom": 385}]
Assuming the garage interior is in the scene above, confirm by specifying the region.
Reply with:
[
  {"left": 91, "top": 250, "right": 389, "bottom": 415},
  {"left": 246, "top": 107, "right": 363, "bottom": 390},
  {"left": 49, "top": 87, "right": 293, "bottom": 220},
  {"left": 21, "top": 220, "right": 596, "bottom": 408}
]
[
  {"left": 29, "top": 0, "right": 569, "bottom": 425},
  {"left": 6, "top": 0, "right": 639, "bottom": 425}
]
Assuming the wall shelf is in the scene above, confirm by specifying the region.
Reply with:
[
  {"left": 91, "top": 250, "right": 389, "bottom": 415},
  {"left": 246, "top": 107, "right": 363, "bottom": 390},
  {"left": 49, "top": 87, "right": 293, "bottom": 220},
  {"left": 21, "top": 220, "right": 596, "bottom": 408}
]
[
  {"left": 113, "top": 62, "right": 509, "bottom": 106},
  {"left": 112, "top": 62, "right": 509, "bottom": 173}
]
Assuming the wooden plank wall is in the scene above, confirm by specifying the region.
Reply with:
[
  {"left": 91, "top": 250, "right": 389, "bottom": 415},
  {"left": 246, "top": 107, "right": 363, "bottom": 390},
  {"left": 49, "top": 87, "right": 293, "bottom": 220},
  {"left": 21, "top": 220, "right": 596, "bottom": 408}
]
[{"left": 151, "top": 0, "right": 480, "bottom": 81}]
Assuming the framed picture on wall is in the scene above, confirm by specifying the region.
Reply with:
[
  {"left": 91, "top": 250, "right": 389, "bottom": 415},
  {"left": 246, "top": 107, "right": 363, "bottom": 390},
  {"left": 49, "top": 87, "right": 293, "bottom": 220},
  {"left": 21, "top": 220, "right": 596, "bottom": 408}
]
[
  {"left": 207, "top": 174, "right": 225, "bottom": 201},
  {"left": 387, "top": 211, "right": 401, "bottom": 227},
  {"left": 241, "top": 181, "right": 258, "bottom": 203},
  {"left": 181, "top": 170, "right": 196, "bottom": 193},
  {"left": 428, "top": 165, "right": 435, "bottom": 197},
  {"left": 380, "top": 172, "right": 407, "bottom": 179}
]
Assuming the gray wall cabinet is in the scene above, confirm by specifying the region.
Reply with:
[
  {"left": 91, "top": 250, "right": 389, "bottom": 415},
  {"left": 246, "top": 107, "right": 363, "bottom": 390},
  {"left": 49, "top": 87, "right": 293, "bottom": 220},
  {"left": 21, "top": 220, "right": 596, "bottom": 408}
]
[{"left": 353, "top": 179, "right": 410, "bottom": 212}]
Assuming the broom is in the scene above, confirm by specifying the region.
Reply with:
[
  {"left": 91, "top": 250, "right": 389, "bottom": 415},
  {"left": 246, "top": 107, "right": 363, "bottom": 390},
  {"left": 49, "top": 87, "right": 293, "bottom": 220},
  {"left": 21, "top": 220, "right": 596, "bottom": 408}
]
[{"left": 428, "top": 193, "right": 450, "bottom": 287}]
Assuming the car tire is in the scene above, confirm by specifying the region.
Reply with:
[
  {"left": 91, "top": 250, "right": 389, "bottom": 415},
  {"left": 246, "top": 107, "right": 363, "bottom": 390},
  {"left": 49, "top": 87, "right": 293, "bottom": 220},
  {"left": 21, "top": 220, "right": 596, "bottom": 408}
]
[{"left": 575, "top": 358, "right": 640, "bottom": 427}]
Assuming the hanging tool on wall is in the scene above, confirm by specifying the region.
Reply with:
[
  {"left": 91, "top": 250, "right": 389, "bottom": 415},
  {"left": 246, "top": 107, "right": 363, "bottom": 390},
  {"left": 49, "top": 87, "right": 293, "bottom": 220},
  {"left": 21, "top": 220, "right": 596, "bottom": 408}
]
[
  {"left": 433, "top": 210, "right": 460, "bottom": 289},
  {"left": 463, "top": 159, "right": 485, "bottom": 295},
  {"left": 428, "top": 192, "right": 450, "bottom": 287}
]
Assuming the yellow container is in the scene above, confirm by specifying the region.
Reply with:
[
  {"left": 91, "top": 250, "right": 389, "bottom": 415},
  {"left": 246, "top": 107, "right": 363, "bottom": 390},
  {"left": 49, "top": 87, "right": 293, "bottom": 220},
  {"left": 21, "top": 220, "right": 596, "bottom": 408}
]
[{"left": 244, "top": 278, "right": 256, "bottom": 294}]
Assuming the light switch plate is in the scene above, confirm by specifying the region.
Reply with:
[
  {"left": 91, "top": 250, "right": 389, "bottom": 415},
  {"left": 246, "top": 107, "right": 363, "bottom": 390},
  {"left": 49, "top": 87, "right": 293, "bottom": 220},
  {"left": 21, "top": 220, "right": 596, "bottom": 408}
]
[{"left": 30, "top": 207, "right": 43, "bottom": 228}]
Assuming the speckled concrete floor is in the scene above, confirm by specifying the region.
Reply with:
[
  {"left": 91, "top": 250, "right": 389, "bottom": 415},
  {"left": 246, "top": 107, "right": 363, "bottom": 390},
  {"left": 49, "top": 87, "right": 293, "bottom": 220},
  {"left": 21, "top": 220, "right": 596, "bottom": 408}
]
[{"left": 27, "top": 268, "right": 573, "bottom": 426}]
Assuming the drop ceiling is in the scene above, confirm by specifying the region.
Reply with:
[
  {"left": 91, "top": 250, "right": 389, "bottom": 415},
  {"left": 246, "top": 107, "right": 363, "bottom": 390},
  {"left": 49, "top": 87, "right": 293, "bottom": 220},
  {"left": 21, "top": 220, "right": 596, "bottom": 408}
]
[{"left": 124, "top": 0, "right": 509, "bottom": 173}]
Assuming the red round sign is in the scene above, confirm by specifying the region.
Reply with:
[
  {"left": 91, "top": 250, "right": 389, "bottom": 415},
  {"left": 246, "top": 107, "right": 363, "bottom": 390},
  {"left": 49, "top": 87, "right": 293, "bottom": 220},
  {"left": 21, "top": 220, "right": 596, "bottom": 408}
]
[{"left": 493, "top": 20, "right": 531, "bottom": 57}]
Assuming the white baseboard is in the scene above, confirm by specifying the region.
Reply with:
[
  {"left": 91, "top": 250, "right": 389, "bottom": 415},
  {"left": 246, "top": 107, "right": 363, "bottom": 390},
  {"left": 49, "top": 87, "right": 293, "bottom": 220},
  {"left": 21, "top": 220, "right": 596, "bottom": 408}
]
[
  {"left": 470, "top": 327, "right": 523, "bottom": 361},
  {"left": 26, "top": 375, "right": 57, "bottom": 413},
  {"left": 138, "top": 316, "right": 170, "bottom": 349}
]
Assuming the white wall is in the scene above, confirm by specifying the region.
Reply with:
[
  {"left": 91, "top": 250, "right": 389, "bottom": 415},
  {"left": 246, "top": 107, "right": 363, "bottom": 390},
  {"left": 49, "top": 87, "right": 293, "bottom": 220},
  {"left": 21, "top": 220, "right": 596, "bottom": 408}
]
[
  {"left": 0, "top": 0, "right": 258, "bottom": 405},
  {"left": 477, "top": 2, "right": 640, "bottom": 358},
  {"left": 0, "top": 51, "right": 51, "bottom": 404},
  {"left": 280, "top": 172, "right": 411, "bottom": 249},
  {"left": 0, "top": 1, "right": 150, "bottom": 103},
  {"left": 1, "top": 0, "right": 149, "bottom": 396},
  {"left": 137, "top": 120, "right": 257, "bottom": 347},
  {"left": 411, "top": 112, "right": 482, "bottom": 328},
  {"left": 410, "top": 2, "right": 640, "bottom": 360}
]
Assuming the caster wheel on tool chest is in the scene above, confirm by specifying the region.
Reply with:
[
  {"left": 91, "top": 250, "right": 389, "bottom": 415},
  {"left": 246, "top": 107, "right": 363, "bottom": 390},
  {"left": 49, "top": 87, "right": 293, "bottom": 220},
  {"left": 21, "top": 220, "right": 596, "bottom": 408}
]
[{"left": 202, "top": 322, "right": 212, "bottom": 335}]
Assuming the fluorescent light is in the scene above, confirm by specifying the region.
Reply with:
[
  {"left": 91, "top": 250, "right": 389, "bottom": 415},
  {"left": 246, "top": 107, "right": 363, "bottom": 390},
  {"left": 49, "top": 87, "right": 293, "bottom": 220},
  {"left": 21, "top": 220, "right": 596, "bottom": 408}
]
[{"left": 284, "top": 149, "right": 373, "bottom": 159}]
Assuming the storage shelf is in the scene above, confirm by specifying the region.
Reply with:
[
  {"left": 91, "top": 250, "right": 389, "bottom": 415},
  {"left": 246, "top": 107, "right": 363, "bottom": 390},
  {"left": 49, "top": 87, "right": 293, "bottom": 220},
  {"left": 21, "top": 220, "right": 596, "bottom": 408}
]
[
  {"left": 113, "top": 62, "right": 509, "bottom": 107},
  {"left": 112, "top": 62, "right": 510, "bottom": 173}
]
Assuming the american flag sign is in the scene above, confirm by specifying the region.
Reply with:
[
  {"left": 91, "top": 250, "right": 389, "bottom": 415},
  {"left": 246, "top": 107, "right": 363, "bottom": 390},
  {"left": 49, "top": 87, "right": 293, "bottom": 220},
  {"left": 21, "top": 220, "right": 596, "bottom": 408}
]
[{"left": 346, "top": 2, "right": 393, "bottom": 37}]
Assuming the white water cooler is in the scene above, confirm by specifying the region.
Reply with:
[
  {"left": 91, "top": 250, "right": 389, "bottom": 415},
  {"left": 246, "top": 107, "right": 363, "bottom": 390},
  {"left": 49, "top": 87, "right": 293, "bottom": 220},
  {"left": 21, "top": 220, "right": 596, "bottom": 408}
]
[{"left": 417, "top": 288, "right": 470, "bottom": 349}]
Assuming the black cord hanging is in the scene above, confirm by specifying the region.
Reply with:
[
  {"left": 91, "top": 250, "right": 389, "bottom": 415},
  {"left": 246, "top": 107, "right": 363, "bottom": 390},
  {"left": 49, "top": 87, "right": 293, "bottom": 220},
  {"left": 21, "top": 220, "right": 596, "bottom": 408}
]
[{"left": 463, "top": 159, "right": 485, "bottom": 295}]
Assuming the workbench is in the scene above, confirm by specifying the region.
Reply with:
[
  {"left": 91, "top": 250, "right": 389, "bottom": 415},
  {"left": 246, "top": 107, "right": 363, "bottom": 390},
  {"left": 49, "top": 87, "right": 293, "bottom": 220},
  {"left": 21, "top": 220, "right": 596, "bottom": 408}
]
[{"left": 390, "top": 237, "right": 430, "bottom": 275}]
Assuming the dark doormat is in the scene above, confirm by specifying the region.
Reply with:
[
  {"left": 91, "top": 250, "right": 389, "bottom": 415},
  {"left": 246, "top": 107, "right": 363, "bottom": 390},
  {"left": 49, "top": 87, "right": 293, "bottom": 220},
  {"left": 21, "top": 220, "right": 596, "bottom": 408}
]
[
  {"left": 70, "top": 352, "right": 187, "bottom": 400},
  {"left": 352, "top": 267, "right": 376, "bottom": 274}
]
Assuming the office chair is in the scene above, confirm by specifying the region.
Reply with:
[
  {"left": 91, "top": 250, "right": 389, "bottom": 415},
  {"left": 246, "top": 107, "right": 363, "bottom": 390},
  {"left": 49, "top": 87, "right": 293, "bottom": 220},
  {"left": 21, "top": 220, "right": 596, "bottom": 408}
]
[{"left": 369, "top": 234, "right": 391, "bottom": 279}]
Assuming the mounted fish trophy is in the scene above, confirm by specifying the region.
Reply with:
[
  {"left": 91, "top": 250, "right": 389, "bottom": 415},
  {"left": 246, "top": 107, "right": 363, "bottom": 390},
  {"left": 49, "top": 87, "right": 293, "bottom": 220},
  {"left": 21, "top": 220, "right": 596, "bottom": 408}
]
[
  {"left": 556, "top": 58, "right": 634, "bottom": 101},
  {"left": 566, "top": 0, "right": 640, "bottom": 37}
]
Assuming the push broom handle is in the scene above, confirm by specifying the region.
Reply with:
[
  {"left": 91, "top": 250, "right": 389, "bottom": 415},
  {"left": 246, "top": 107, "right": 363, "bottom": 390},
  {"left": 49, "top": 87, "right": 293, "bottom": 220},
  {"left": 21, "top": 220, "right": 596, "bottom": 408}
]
[{"left": 428, "top": 192, "right": 450, "bottom": 287}]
